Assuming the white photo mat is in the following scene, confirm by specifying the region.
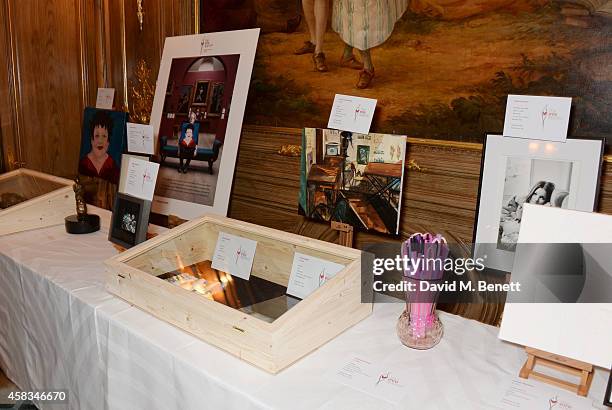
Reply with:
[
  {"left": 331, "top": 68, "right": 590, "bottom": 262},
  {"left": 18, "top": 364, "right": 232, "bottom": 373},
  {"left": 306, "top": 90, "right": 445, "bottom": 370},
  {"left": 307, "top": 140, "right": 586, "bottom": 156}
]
[
  {"left": 150, "top": 29, "right": 260, "bottom": 219},
  {"left": 499, "top": 205, "right": 612, "bottom": 369},
  {"left": 474, "top": 134, "right": 604, "bottom": 272}
]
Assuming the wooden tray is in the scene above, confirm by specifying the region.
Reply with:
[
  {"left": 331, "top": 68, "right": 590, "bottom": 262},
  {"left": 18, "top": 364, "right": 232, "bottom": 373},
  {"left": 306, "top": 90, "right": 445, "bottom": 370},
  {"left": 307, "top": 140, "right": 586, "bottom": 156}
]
[
  {"left": 105, "top": 214, "right": 372, "bottom": 373},
  {"left": 0, "top": 168, "right": 74, "bottom": 236}
]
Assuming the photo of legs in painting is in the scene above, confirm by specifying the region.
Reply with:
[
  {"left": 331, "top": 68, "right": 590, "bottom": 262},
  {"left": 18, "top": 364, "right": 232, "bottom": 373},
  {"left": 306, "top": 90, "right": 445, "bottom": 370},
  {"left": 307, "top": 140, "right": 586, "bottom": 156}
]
[
  {"left": 154, "top": 55, "right": 240, "bottom": 206},
  {"left": 301, "top": 128, "right": 406, "bottom": 235},
  {"left": 202, "top": 0, "right": 612, "bottom": 143},
  {"left": 497, "top": 157, "right": 575, "bottom": 251}
]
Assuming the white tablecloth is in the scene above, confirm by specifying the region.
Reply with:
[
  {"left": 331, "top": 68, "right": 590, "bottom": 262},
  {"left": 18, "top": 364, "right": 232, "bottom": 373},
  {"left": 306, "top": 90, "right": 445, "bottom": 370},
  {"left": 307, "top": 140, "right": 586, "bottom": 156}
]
[{"left": 0, "top": 213, "right": 609, "bottom": 410}]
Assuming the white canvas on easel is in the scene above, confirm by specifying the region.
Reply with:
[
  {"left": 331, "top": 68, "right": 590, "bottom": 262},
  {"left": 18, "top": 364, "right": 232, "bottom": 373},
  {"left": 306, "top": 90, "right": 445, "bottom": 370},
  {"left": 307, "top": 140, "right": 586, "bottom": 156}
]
[{"left": 499, "top": 204, "right": 612, "bottom": 369}]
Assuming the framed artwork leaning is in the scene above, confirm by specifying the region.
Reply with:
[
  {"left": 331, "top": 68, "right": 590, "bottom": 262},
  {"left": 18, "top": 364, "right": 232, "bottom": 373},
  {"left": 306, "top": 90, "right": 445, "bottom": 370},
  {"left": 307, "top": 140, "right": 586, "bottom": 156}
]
[
  {"left": 150, "top": 29, "right": 260, "bottom": 219},
  {"left": 109, "top": 192, "right": 151, "bottom": 249},
  {"left": 473, "top": 134, "right": 605, "bottom": 273},
  {"left": 78, "top": 107, "right": 128, "bottom": 185},
  {"left": 299, "top": 128, "right": 407, "bottom": 235}
]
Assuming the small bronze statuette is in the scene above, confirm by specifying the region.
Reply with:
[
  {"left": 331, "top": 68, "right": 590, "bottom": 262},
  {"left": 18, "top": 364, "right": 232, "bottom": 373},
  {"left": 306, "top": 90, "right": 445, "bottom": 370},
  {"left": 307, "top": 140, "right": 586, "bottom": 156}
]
[
  {"left": 74, "top": 176, "right": 88, "bottom": 219},
  {"left": 65, "top": 177, "right": 100, "bottom": 234}
]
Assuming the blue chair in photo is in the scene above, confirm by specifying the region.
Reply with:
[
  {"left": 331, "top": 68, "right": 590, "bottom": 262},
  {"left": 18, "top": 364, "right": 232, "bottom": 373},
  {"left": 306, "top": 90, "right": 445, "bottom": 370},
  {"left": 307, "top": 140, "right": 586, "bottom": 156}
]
[{"left": 159, "top": 121, "right": 223, "bottom": 174}]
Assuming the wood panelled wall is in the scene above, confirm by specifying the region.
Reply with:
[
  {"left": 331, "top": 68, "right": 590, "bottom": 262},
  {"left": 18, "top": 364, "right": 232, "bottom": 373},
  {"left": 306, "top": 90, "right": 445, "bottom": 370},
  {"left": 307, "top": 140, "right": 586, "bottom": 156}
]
[
  {"left": 0, "top": 0, "right": 195, "bottom": 177},
  {"left": 230, "top": 125, "right": 612, "bottom": 325}
]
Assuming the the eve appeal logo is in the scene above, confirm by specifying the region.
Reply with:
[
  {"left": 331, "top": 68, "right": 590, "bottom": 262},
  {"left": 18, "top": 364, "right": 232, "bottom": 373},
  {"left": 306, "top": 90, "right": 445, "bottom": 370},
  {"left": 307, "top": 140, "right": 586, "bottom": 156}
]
[
  {"left": 200, "top": 37, "right": 213, "bottom": 53},
  {"left": 234, "top": 246, "right": 249, "bottom": 264},
  {"left": 541, "top": 104, "right": 559, "bottom": 128},
  {"left": 549, "top": 395, "right": 572, "bottom": 410},
  {"left": 354, "top": 104, "right": 367, "bottom": 121},
  {"left": 376, "top": 372, "right": 400, "bottom": 387}
]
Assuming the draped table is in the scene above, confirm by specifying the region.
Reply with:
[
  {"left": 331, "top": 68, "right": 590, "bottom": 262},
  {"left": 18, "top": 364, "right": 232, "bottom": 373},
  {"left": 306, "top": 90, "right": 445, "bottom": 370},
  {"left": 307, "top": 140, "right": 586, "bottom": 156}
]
[{"left": 0, "top": 210, "right": 609, "bottom": 409}]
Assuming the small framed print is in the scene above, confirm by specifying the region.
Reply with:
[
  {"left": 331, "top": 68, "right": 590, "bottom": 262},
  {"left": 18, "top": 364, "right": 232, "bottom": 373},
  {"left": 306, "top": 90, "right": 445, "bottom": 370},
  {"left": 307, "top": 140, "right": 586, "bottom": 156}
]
[
  {"left": 191, "top": 80, "right": 210, "bottom": 107},
  {"left": 605, "top": 369, "right": 612, "bottom": 406},
  {"left": 325, "top": 143, "right": 340, "bottom": 156},
  {"left": 109, "top": 192, "right": 151, "bottom": 248},
  {"left": 207, "top": 81, "right": 224, "bottom": 116}
]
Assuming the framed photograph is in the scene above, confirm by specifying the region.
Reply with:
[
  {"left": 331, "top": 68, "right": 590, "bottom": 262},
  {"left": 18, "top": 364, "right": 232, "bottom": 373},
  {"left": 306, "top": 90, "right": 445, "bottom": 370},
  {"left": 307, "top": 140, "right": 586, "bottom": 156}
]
[
  {"left": 356, "top": 145, "right": 370, "bottom": 165},
  {"left": 192, "top": 80, "right": 210, "bottom": 106},
  {"left": 150, "top": 29, "right": 260, "bottom": 219},
  {"left": 299, "top": 128, "right": 407, "bottom": 235},
  {"left": 78, "top": 107, "right": 128, "bottom": 185},
  {"left": 166, "top": 80, "right": 174, "bottom": 95},
  {"left": 473, "top": 134, "right": 605, "bottom": 273},
  {"left": 325, "top": 143, "right": 339, "bottom": 156},
  {"left": 175, "top": 85, "right": 193, "bottom": 115},
  {"left": 208, "top": 81, "right": 224, "bottom": 116},
  {"left": 109, "top": 192, "right": 151, "bottom": 248},
  {"left": 605, "top": 369, "right": 612, "bottom": 406}
]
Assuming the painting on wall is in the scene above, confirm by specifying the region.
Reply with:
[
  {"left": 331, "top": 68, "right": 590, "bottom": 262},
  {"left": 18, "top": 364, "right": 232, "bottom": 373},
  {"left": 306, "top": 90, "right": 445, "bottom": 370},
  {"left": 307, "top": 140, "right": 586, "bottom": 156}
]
[
  {"left": 202, "top": 0, "right": 612, "bottom": 142},
  {"left": 299, "top": 128, "right": 407, "bottom": 235},
  {"left": 176, "top": 85, "right": 192, "bottom": 115},
  {"left": 192, "top": 80, "right": 210, "bottom": 106},
  {"left": 209, "top": 82, "right": 225, "bottom": 116}
]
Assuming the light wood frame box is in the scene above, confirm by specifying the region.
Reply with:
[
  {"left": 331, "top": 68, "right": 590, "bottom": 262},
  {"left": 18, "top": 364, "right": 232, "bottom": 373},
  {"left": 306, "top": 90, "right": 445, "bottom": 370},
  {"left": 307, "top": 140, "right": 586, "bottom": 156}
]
[
  {"left": 0, "top": 168, "right": 74, "bottom": 236},
  {"left": 105, "top": 214, "right": 372, "bottom": 373}
]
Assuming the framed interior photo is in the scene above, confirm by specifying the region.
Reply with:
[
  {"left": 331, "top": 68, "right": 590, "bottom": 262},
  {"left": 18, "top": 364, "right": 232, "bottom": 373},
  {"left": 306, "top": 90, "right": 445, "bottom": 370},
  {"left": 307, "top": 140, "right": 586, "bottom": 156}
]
[
  {"left": 150, "top": 29, "right": 260, "bottom": 219},
  {"left": 109, "top": 193, "right": 151, "bottom": 249},
  {"left": 299, "top": 128, "right": 407, "bottom": 235},
  {"left": 473, "top": 134, "right": 605, "bottom": 273}
]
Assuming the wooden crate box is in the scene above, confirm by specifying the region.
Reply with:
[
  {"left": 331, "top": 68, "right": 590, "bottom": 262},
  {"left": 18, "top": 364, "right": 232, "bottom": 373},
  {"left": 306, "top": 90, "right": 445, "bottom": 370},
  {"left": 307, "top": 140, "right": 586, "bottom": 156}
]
[
  {"left": 105, "top": 214, "right": 372, "bottom": 373},
  {"left": 0, "top": 168, "right": 75, "bottom": 236}
]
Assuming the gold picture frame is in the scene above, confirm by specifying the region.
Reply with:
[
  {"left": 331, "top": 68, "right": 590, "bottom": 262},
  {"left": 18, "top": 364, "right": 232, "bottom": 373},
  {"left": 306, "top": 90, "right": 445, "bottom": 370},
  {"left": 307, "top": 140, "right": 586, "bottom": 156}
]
[{"left": 191, "top": 80, "right": 210, "bottom": 107}]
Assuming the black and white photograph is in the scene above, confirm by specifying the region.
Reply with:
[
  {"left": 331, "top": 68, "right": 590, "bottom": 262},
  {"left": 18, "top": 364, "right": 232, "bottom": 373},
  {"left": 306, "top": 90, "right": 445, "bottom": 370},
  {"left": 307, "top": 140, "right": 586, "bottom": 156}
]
[
  {"left": 497, "top": 158, "right": 574, "bottom": 251},
  {"left": 109, "top": 193, "right": 151, "bottom": 248},
  {"left": 473, "top": 134, "right": 604, "bottom": 273}
]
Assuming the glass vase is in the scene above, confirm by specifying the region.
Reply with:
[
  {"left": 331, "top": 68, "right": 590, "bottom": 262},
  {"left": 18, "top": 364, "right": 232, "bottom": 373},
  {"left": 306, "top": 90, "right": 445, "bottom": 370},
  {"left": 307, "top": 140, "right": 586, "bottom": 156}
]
[{"left": 396, "top": 278, "right": 443, "bottom": 350}]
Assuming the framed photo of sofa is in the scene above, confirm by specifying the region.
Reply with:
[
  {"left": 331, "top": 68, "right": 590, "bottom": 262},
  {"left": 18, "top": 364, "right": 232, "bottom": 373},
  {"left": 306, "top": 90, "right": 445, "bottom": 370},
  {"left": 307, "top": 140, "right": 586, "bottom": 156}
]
[
  {"left": 150, "top": 29, "right": 260, "bottom": 219},
  {"left": 473, "top": 134, "right": 605, "bottom": 273}
]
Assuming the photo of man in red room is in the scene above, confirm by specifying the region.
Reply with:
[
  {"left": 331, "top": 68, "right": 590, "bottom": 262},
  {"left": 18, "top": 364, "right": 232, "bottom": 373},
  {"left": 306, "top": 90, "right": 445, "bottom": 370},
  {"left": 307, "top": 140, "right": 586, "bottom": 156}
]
[{"left": 155, "top": 54, "right": 239, "bottom": 207}]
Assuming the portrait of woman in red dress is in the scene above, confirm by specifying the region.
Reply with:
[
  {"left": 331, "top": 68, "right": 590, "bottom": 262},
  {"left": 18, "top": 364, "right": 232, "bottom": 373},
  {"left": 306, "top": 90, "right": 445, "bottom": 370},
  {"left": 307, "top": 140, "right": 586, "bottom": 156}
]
[{"left": 78, "top": 109, "right": 126, "bottom": 185}]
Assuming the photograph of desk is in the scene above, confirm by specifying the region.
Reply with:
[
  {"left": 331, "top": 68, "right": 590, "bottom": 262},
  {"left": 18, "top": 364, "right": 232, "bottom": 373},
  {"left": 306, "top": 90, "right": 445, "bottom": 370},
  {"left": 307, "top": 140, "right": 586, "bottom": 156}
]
[
  {"left": 363, "top": 162, "right": 403, "bottom": 211},
  {"left": 0, "top": 217, "right": 609, "bottom": 409}
]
